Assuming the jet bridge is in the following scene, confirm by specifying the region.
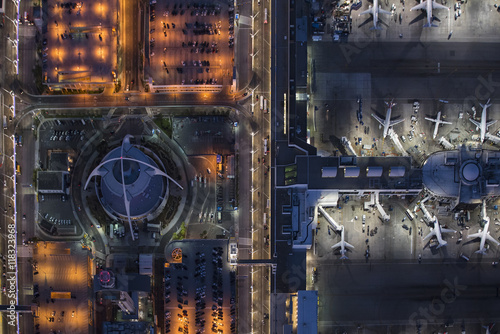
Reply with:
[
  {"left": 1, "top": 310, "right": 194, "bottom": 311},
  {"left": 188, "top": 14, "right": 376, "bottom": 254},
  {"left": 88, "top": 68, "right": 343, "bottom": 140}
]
[
  {"left": 438, "top": 136, "right": 454, "bottom": 150},
  {"left": 317, "top": 205, "right": 342, "bottom": 231},
  {"left": 419, "top": 200, "right": 435, "bottom": 223},
  {"left": 485, "top": 133, "right": 500, "bottom": 145},
  {"left": 388, "top": 128, "right": 408, "bottom": 157},
  {"left": 364, "top": 193, "right": 390, "bottom": 221}
]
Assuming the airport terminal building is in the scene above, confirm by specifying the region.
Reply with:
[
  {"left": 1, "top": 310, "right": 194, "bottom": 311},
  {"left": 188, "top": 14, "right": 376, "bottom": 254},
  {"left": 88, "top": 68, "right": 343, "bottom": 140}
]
[{"left": 275, "top": 146, "right": 500, "bottom": 249}]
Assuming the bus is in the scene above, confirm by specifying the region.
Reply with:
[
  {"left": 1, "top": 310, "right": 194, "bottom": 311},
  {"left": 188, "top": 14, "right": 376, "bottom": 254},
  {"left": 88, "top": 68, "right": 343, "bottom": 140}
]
[
  {"left": 405, "top": 209, "right": 414, "bottom": 221},
  {"left": 51, "top": 292, "right": 71, "bottom": 299},
  {"left": 264, "top": 8, "right": 268, "bottom": 24},
  {"left": 264, "top": 138, "right": 268, "bottom": 155}
]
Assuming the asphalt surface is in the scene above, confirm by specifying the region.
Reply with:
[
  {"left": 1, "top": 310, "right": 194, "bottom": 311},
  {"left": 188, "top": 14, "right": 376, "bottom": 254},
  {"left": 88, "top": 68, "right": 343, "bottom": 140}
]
[{"left": 316, "top": 259, "right": 500, "bottom": 330}]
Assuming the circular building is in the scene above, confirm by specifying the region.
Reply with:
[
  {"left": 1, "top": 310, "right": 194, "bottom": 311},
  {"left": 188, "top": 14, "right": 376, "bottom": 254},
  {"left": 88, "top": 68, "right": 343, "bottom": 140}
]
[{"left": 85, "top": 135, "right": 178, "bottom": 222}]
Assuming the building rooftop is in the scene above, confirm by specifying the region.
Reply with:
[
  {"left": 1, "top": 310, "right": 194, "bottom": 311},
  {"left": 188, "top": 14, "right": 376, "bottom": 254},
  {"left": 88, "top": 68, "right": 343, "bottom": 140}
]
[
  {"left": 37, "top": 171, "right": 68, "bottom": 193},
  {"left": 49, "top": 152, "right": 69, "bottom": 171},
  {"left": 296, "top": 290, "right": 318, "bottom": 334},
  {"left": 422, "top": 146, "right": 500, "bottom": 207},
  {"left": 281, "top": 155, "right": 422, "bottom": 193}
]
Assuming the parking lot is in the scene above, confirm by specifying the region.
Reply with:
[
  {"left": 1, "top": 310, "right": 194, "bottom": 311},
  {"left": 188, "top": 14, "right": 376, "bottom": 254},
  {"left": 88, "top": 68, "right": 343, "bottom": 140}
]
[
  {"left": 36, "top": 118, "right": 95, "bottom": 236},
  {"left": 164, "top": 241, "right": 236, "bottom": 334},
  {"left": 33, "top": 242, "right": 89, "bottom": 334},
  {"left": 145, "top": 1, "right": 234, "bottom": 88},
  {"left": 42, "top": 0, "right": 117, "bottom": 85}
]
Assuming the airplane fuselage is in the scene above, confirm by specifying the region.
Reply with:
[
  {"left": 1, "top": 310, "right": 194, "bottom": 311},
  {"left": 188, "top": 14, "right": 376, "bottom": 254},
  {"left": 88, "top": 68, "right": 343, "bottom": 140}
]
[
  {"left": 432, "top": 111, "right": 442, "bottom": 139},
  {"left": 433, "top": 221, "right": 446, "bottom": 245},
  {"left": 481, "top": 107, "right": 487, "bottom": 142},
  {"left": 383, "top": 105, "right": 392, "bottom": 138},
  {"left": 426, "top": 0, "right": 433, "bottom": 26},
  {"left": 373, "top": 0, "right": 379, "bottom": 27}
]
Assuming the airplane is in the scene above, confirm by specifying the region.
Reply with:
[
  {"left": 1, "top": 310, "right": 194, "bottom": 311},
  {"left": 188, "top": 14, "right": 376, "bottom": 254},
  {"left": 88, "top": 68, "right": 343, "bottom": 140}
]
[
  {"left": 425, "top": 111, "right": 452, "bottom": 139},
  {"left": 423, "top": 217, "right": 456, "bottom": 248},
  {"left": 483, "top": 324, "right": 495, "bottom": 334},
  {"left": 410, "top": 0, "right": 449, "bottom": 27},
  {"left": 359, "top": 0, "right": 392, "bottom": 30},
  {"left": 371, "top": 100, "right": 404, "bottom": 139},
  {"left": 469, "top": 99, "right": 496, "bottom": 143},
  {"left": 467, "top": 201, "right": 500, "bottom": 254},
  {"left": 331, "top": 226, "right": 354, "bottom": 259}
]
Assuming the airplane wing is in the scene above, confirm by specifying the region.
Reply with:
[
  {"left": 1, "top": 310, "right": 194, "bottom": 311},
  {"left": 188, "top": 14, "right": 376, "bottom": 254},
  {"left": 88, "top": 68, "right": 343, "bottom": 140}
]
[
  {"left": 331, "top": 241, "right": 342, "bottom": 249},
  {"left": 378, "top": 7, "right": 392, "bottom": 15},
  {"left": 411, "top": 1, "right": 427, "bottom": 11},
  {"left": 423, "top": 229, "right": 436, "bottom": 241},
  {"left": 344, "top": 241, "right": 355, "bottom": 249},
  {"left": 440, "top": 227, "right": 456, "bottom": 234},
  {"left": 359, "top": 7, "right": 374, "bottom": 16},
  {"left": 467, "top": 231, "right": 483, "bottom": 239},
  {"left": 432, "top": 1, "right": 449, "bottom": 10},
  {"left": 441, "top": 120, "right": 452, "bottom": 125},
  {"left": 390, "top": 118, "right": 405, "bottom": 126},
  {"left": 425, "top": 117, "right": 438, "bottom": 123},
  {"left": 485, "top": 233, "right": 500, "bottom": 246},
  {"left": 371, "top": 113, "right": 385, "bottom": 126},
  {"left": 486, "top": 120, "right": 498, "bottom": 128},
  {"left": 469, "top": 118, "right": 481, "bottom": 128}
]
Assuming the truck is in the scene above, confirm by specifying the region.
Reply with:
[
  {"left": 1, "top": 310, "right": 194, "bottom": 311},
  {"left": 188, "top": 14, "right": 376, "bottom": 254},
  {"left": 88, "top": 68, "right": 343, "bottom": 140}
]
[
  {"left": 260, "top": 95, "right": 264, "bottom": 110},
  {"left": 264, "top": 8, "right": 268, "bottom": 24},
  {"left": 16, "top": 163, "right": 21, "bottom": 175},
  {"left": 3, "top": 116, "right": 6, "bottom": 129},
  {"left": 263, "top": 98, "right": 267, "bottom": 113},
  {"left": 264, "top": 138, "right": 268, "bottom": 155}
]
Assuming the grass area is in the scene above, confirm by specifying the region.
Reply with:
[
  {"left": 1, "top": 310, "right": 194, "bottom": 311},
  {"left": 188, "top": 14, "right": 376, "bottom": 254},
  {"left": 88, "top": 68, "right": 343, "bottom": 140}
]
[
  {"left": 33, "top": 65, "right": 47, "bottom": 95},
  {"left": 86, "top": 195, "right": 111, "bottom": 225},
  {"left": 48, "top": 88, "right": 104, "bottom": 95},
  {"left": 154, "top": 116, "right": 173, "bottom": 138},
  {"left": 172, "top": 222, "right": 186, "bottom": 240}
]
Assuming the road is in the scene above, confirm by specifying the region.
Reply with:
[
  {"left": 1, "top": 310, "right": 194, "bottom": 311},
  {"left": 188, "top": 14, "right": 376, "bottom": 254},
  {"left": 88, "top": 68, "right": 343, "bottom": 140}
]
[
  {"left": 123, "top": 0, "right": 139, "bottom": 91},
  {"left": 236, "top": 0, "right": 273, "bottom": 333}
]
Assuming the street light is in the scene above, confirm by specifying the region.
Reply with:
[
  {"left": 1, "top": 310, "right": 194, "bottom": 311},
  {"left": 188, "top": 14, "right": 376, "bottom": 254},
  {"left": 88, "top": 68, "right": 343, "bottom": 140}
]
[
  {"left": 4, "top": 15, "right": 19, "bottom": 28},
  {"left": 250, "top": 50, "right": 260, "bottom": 58},
  {"left": 6, "top": 37, "right": 18, "bottom": 48}
]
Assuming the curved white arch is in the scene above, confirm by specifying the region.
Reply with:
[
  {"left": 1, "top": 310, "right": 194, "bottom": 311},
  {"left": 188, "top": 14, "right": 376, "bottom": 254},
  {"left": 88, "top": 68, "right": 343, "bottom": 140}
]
[{"left": 84, "top": 137, "right": 183, "bottom": 240}]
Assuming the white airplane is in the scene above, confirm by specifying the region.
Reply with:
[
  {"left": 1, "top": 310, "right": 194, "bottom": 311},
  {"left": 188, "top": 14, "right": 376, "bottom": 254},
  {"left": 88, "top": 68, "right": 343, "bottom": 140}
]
[
  {"left": 359, "top": 0, "right": 392, "bottom": 30},
  {"left": 371, "top": 100, "right": 404, "bottom": 139},
  {"left": 425, "top": 111, "right": 452, "bottom": 139},
  {"left": 469, "top": 99, "right": 496, "bottom": 143},
  {"left": 331, "top": 226, "right": 354, "bottom": 260},
  {"left": 410, "top": 0, "right": 449, "bottom": 27},
  {"left": 482, "top": 324, "right": 495, "bottom": 334},
  {"left": 468, "top": 201, "right": 500, "bottom": 254},
  {"left": 423, "top": 217, "right": 456, "bottom": 248}
]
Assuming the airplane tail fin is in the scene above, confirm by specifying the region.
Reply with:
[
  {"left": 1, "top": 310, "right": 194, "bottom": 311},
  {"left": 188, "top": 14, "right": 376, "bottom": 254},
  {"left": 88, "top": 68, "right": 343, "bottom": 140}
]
[
  {"left": 423, "top": 23, "right": 438, "bottom": 27},
  {"left": 480, "top": 99, "right": 492, "bottom": 109},
  {"left": 436, "top": 241, "right": 447, "bottom": 249},
  {"left": 340, "top": 255, "right": 349, "bottom": 260},
  {"left": 475, "top": 248, "right": 487, "bottom": 255}
]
